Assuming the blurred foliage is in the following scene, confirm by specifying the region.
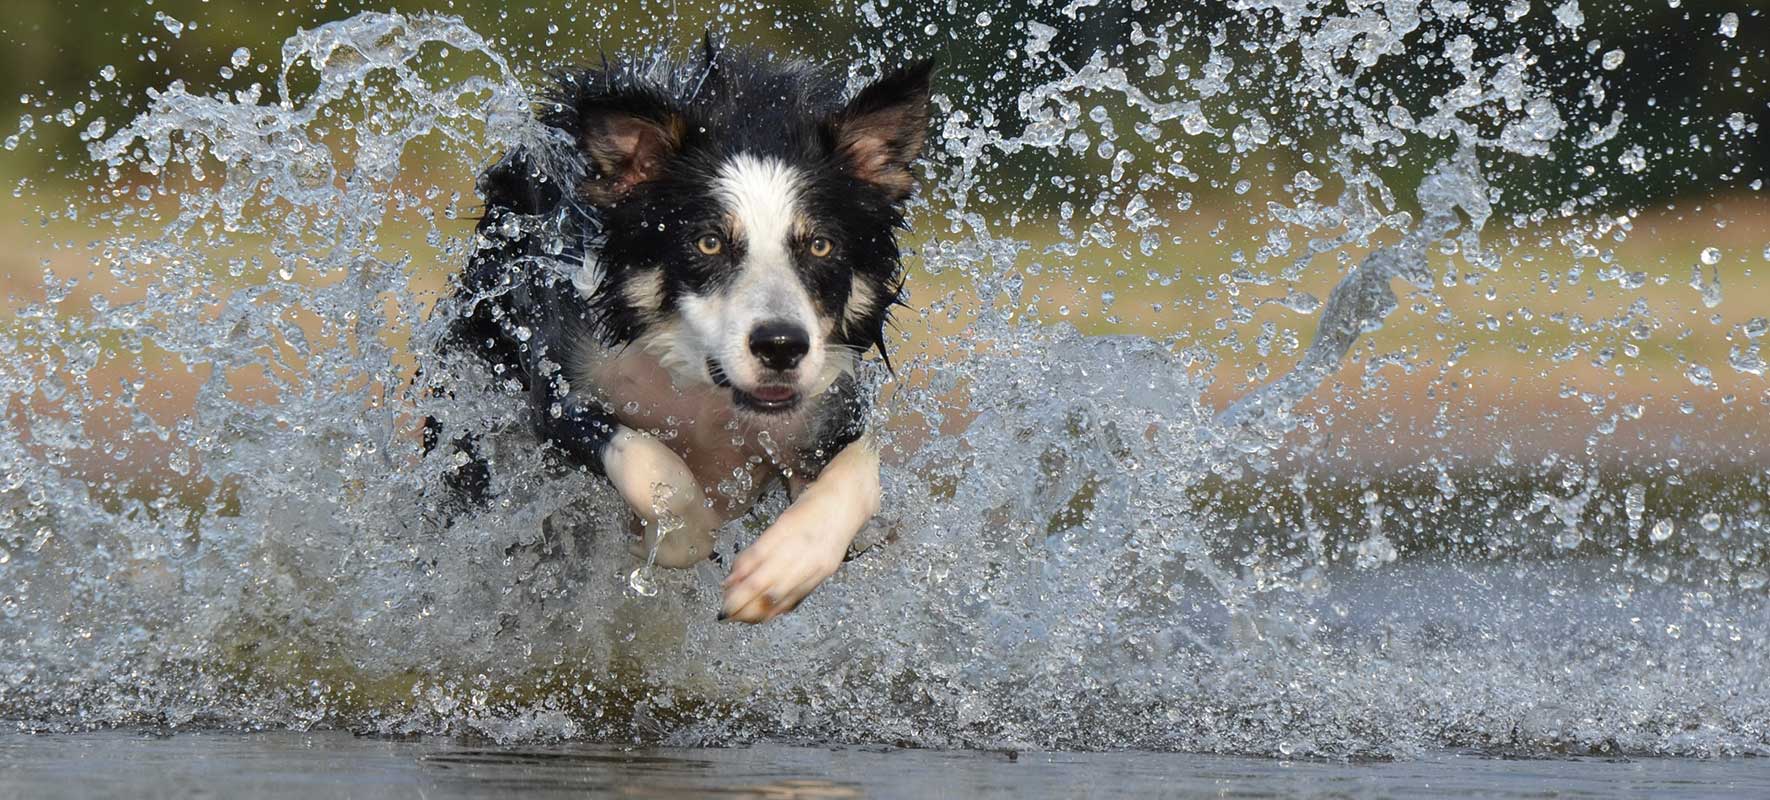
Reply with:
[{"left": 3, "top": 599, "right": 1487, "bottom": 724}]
[{"left": 0, "top": 0, "right": 1763, "bottom": 213}]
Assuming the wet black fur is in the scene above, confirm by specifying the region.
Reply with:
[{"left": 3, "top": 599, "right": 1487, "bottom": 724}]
[{"left": 426, "top": 42, "right": 932, "bottom": 503}]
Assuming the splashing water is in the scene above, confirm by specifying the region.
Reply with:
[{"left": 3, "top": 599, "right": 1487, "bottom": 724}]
[
  {"left": 2, "top": 4, "right": 1767, "bottom": 759},
  {"left": 630, "top": 483, "right": 685, "bottom": 597}
]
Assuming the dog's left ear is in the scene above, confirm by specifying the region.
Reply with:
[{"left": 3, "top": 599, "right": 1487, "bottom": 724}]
[{"left": 827, "top": 59, "right": 936, "bottom": 202}]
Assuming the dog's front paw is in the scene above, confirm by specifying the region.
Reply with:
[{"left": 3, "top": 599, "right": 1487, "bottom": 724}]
[{"left": 718, "top": 503, "right": 847, "bottom": 623}]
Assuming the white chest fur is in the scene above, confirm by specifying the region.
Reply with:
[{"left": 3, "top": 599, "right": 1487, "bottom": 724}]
[{"left": 570, "top": 333, "right": 813, "bottom": 520}]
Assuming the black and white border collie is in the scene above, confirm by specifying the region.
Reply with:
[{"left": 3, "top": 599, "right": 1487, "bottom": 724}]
[{"left": 429, "top": 41, "right": 933, "bottom": 624}]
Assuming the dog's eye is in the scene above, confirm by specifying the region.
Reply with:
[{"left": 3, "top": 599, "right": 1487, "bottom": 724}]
[
  {"left": 695, "top": 234, "right": 724, "bottom": 256},
  {"left": 808, "top": 236, "right": 834, "bottom": 258}
]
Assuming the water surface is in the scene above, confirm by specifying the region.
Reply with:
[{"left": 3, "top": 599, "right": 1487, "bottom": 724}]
[{"left": 4, "top": 731, "right": 1766, "bottom": 799}]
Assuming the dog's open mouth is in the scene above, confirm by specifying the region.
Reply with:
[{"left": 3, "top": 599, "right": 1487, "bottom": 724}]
[
  {"left": 733, "top": 384, "right": 801, "bottom": 413},
  {"left": 708, "top": 359, "right": 802, "bottom": 414}
]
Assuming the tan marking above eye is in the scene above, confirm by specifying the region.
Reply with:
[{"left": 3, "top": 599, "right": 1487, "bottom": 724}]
[
  {"left": 696, "top": 234, "right": 724, "bottom": 256},
  {"left": 808, "top": 236, "right": 834, "bottom": 258}
]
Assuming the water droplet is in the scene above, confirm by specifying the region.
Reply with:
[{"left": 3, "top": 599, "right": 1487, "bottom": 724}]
[
  {"left": 1354, "top": 534, "right": 1398, "bottom": 568},
  {"left": 1601, "top": 49, "right": 1625, "bottom": 70},
  {"left": 628, "top": 565, "right": 658, "bottom": 597},
  {"left": 1690, "top": 263, "right": 1722, "bottom": 308},
  {"left": 1700, "top": 247, "right": 1721, "bottom": 265},
  {"left": 1624, "top": 484, "right": 1645, "bottom": 522},
  {"left": 230, "top": 48, "right": 252, "bottom": 69},
  {"left": 1729, "top": 344, "right": 1765, "bottom": 376},
  {"left": 1718, "top": 12, "right": 1738, "bottom": 38},
  {"left": 1553, "top": 1, "right": 1584, "bottom": 29},
  {"left": 1280, "top": 290, "right": 1321, "bottom": 313},
  {"left": 1700, "top": 512, "right": 1722, "bottom": 532},
  {"left": 1650, "top": 520, "right": 1675, "bottom": 542}
]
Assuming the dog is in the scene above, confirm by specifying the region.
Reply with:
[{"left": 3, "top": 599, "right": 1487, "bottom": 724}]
[{"left": 425, "top": 41, "right": 933, "bottom": 624}]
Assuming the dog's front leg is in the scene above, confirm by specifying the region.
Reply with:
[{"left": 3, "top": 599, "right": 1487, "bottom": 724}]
[
  {"left": 601, "top": 428, "right": 721, "bottom": 567},
  {"left": 540, "top": 403, "right": 719, "bottom": 567},
  {"left": 720, "top": 433, "right": 880, "bottom": 623}
]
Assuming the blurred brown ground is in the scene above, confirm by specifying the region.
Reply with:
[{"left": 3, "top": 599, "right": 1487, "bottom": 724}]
[{"left": 5, "top": 181, "right": 1765, "bottom": 477}]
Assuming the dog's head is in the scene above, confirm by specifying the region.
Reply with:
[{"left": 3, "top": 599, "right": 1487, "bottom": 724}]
[{"left": 545, "top": 47, "right": 933, "bottom": 416}]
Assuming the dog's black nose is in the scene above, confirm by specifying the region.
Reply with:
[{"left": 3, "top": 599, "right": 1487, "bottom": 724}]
[{"left": 748, "top": 321, "right": 810, "bottom": 371}]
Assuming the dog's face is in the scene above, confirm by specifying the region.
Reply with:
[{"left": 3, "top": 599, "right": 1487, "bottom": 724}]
[{"left": 555, "top": 54, "right": 933, "bottom": 417}]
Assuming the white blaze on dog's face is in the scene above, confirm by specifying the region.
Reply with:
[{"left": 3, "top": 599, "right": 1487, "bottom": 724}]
[{"left": 671, "top": 154, "right": 835, "bottom": 415}]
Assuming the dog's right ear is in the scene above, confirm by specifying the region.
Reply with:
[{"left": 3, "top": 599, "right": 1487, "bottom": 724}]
[{"left": 571, "top": 91, "right": 687, "bottom": 206}]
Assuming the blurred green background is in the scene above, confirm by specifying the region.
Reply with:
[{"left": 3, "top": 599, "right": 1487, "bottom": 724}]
[{"left": 2, "top": 0, "right": 1764, "bottom": 206}]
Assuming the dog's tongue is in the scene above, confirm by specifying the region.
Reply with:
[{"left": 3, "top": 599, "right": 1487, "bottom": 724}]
[{"left": 749, "top": 385, "right": 797, "bottom": 403}]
